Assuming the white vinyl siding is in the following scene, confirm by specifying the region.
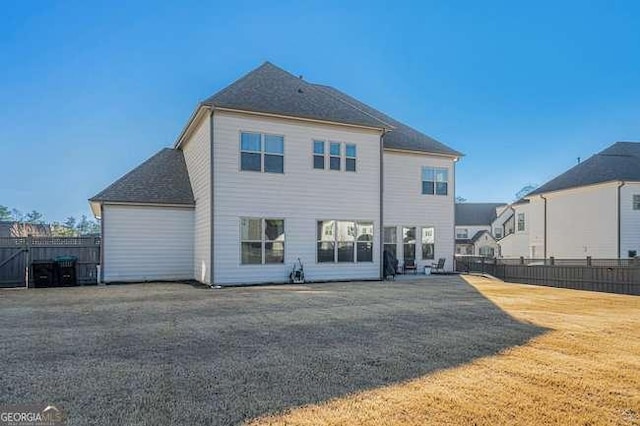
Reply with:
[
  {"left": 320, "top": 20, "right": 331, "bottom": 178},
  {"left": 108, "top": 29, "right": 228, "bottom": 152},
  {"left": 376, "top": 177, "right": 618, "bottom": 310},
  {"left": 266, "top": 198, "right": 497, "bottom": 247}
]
[
  {"left": 384, "top": 151, "right": 455, "bottom": 271},
  {"left": 621, "top": 183, "right": 640, "bottom": 258},
  {"left": 181, "top": 114, "right": 212, "bottom": 284},
  {"left": 213, "top": 111, "right": 381, "bottom": 285},
  {"left": 103, "top": 205, "right": 194, "bottom": 282}
]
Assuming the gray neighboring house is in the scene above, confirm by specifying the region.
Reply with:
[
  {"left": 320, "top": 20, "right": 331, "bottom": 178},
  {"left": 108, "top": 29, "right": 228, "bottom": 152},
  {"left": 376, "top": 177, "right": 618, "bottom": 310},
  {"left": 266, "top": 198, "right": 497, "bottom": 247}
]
[
  {"left": 455, "top": 203, "right": 506, "bottom": 257},
  {"left": 0, "top": 222, "right": 52, "bottom": 238}
]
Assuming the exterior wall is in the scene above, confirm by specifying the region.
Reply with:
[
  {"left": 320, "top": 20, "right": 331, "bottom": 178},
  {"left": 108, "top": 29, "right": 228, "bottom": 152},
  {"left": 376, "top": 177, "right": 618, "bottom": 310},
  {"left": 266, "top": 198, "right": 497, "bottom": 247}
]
[
  {"left": 492, "top": 207, "right": 514, "bottom": 240},
  {"left": 621, "top": 182, "right": 640, "bottom": 257},
  {"left": 545, "top": 183, "right": 618, "bottom": 258},
  {"left": 212, "top": 111, "right": 382, "bottom": 285},
  {"left": 181, "top": 114, "right": 212, "bottom": 284},
  {"left": 473, "top": 232, "right": 499, "bottom": 256},
  {"left": 383, "top": 150, "right": 455, "bottom": 271},
  {"left": 103, "top": 205, "right": 194, "bottom": 282},
  {"left": 497, "top": 231, "right": 530, "bottom": 258},
  {"left": 455, "top": 225, "right": 490, "bottom": 240}
]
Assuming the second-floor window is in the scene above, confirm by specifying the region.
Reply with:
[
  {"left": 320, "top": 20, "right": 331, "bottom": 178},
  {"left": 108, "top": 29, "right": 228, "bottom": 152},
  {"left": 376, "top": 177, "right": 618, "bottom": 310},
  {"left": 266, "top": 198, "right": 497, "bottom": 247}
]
[
  {"left": 329, "top": 142, "right": 341, "bottom": 170},
  {"left": 422, "top": 167, "right": 449, "bottom": 195},
  {"left": 345, "top": 144, "right": 357, "bottom": 172},
  {"left": 633, "top": 194, "right": 640, "bottom": 210},
  {"left": 494, "top": 227, "right": 503, "bottom": 239},
  {"left": 517, "top": 213, "right": 525, "bottom": 231},
  {"left": 456, "top": 228, "right": 468, "bottom": 239},
  {"left": 313, "top": 140, "right": 325, "bottom": 169},
  {"left": 240, "top": 132, "right": 284, "bottom": 173}
]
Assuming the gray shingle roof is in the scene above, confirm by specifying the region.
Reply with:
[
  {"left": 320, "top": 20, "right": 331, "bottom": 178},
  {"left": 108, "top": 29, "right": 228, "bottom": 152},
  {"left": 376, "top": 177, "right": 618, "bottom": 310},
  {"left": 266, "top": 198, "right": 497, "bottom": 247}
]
[
  {"left": 455, "top": 203, "right": 506, "bottom": 226},
  {"left": 90, "top": 148, "right": 194, "bottom": 205},
  {"left": 527, "top": 142, "right": 640, "bottom": 196},
  {"left": 204, "top": 62, "right": 388, "bottom": 129},
  {"left": 313, "top": 84, "right": 462, "bottom": 157},
  {"left": 205, "top": 62, "right": 461, "bottom": 157}
]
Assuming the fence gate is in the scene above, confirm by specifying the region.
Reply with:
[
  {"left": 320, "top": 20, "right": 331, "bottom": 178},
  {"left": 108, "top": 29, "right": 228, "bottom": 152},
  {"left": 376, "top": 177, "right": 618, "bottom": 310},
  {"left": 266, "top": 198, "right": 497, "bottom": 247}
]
[
  {"left": 0, "top": 238, "right": 28, "bottom": 287},
  {"left": 0, "top": 236, "right": 101, "bottom": 288}
]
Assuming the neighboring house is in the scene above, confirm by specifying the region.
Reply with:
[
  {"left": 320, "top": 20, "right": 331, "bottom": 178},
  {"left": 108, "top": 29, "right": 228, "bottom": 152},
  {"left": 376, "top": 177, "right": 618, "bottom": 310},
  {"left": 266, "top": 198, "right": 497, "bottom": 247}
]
[
  {"left": 454, "top": 203, "right": 505, "bottom": 257},
  {"left": 90, "top": 62, "right": 462, "bottom": 285},
  {"left": 498, "top": 142, "right": 640, "bottom": 259},
  {"left": 0, "top": 222, "right": 52, "bottom": 238}
]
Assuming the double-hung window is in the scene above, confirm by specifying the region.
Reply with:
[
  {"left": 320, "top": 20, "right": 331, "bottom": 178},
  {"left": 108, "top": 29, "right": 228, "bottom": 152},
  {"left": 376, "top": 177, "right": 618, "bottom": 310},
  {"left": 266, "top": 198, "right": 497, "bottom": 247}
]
[
  {"left": 317, "top": 220, "right": 373, "bottom": 263},
  {"left": 241, "top": 218, "right": 285, "bottom": 264},
  {"left": 634, "top": 194, "right": 640, "bottom": 210},
  {"left": 345, "top": 144, "right": 357, "bottom": 172},
  {"left": 456, "top": 228, "right": 468, "bottom": 239},
  {"left": 313, "top": 140, "right": 325, "bottom": 169},
  {"left": 421, "top": 167, "right": 449, "bottom": 195},
  {"left": 402, "top": 226, "right": 416, "bottom": 261},
  {"left": 240, "top": 132, "right": 284, "bottom": 173},
  {"left": 494, "top": 227, "right": 503, "bottom": 239},
  {"left": 329, "top": 142, "right": 341, "bottom": 170},
  {"left": 383, "top": 227, "right": 397, "bottom": 257},
  {"left": 421, "top": 227, "right": 435, "bottom": 260},
  {"left": 517, "top": 213, "right": 525, "bottom": 231}
]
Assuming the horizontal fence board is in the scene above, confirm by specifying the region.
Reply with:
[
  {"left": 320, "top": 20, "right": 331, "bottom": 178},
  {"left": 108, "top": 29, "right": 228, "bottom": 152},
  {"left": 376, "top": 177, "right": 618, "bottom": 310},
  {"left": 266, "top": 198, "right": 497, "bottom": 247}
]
[{"left": 455, "top": 256, "right": 640, "bottom": 296}]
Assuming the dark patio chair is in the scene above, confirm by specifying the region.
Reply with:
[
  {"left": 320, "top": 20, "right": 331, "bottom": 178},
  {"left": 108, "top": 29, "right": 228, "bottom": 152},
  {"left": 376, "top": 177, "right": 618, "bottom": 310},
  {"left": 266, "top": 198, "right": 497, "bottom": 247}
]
[
  {"left": 403, "top": 259, "right": 417, "bottom": 274},
  {"left": 431, "top": 258, "right": 446, "bottom": 273}
]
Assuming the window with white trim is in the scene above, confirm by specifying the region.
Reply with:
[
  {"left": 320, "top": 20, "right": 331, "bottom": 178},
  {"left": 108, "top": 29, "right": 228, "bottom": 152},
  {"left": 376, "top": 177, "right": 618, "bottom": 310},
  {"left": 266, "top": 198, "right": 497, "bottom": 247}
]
[
  {"left": 634, "top": 194, "right": 640, "bottom": 210},
  {"left": 383, "top": 227, "right": 397, "bottom": 257},
  {"left": 456, "top": 228, "right": 468, "bottom": 239},
  {"left": 402, "top": 226, "right": 416, "bottom": 261},
  {"left": 517, "top": 213, "right": 525, "bottom": 231},
  {"left": 421, "top": 227, "right": 435, "bottom": 260},
  {"left": 494, "top": 227, "right": 503, "bottom": 239},
  {"left": 421, "top": 167, "right": 449, "bottom": 195},
  {"left": 313, "top": 140, "right": 325, "bottom": 169},
  {"left": 317, "top": 220, "right": 373, "bottom": 263},
  {"left": 329, "top": 142, "right": 341, "bottom": 170},
  {"left": 345, "top": 144, "right": 357, "bottom": 172},
  {"left": 240, "top": 218, "right": 285, "bottom": 264},
  {"left": 240, "top": 132, "right": 284, "bottom": 173}
]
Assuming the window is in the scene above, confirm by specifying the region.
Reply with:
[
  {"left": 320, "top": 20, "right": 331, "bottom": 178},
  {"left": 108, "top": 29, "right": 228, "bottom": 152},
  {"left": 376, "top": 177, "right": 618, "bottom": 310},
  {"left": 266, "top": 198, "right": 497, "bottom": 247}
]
[
  {"left": 634, "top": 195, "right": 640, "bottom": 210},
  {"left": 317, "top": 220, "right": 373, "bottom": 263},
  {"left": 345, "top": 144, "right": 357, "bottom": 172},
  {"left": 479, "top": 246, "right": 495, "bottom": 257},
  {"left": 383, "top": 226, "right": 397, "bottom": 257},
  {"left": 240, "top": 132, "right": 284, "bottom": 173},
  {"left": 421, "top": 167, "right": 449, "bottom": 195},
  {"left": 494, "top": 227, "right": 503, "bottom": 239},
  {"left": 421, "top": 227, "right": 435, "bottom": 260},
  {"left": 329, "top": 142, "right": 341, "bottom": 170},
  {"left": 313, "top": 140, "right": 325, "bottom": 169},
  {"left": 402, "top": 226, "right": 416, "bottom": 261},
  {"left": 456, "top": 228, "right": 468, "bottom": 239},
  {"left": 629, "top": 250, "right": 637, "bottom": 258},
  {"left": 517, "top": 213, "right": 525, "bottom": 231},
  {"left": 241, "top": 218, "right": 285, "bottom": 264}
]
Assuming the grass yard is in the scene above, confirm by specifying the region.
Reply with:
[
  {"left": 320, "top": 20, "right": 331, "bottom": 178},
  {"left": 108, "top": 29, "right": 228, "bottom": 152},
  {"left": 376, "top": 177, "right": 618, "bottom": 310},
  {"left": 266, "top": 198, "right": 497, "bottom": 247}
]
[{"left": 251, "top": 276, "right": 640, "bottom": 426}]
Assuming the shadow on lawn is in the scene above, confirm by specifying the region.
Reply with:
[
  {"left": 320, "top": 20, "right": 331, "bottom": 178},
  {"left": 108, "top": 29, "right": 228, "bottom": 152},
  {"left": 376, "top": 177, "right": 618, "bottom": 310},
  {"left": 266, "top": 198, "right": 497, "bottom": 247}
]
[{"left": 0, "top": 277, "right": 547, "bottom": 425}]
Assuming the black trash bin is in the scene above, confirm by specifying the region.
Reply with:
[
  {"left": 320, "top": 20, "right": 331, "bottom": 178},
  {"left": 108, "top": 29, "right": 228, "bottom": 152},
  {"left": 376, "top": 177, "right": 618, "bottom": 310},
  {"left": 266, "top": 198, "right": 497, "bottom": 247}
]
[
  {"left": 32, "top": 260, "right": 56, "bottom": 288},
  {"left": 54, "top": 256, "right": 78, "bottom": 286}
]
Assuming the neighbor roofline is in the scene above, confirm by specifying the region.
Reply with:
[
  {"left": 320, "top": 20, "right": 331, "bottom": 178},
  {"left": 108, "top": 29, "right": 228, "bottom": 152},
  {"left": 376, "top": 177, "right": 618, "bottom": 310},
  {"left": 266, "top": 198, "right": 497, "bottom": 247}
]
[
  {"left": 88, "top": 200, "right": 195, "bottom": 208},
  {"left": 525, "top": 179, "right": 640, "bottom": 199},
  {"left": 212, "top": 107, "right": 388, "bottom": 132},
  {"left": 383, "top": 147, "right": 462, "bottom": 160}
]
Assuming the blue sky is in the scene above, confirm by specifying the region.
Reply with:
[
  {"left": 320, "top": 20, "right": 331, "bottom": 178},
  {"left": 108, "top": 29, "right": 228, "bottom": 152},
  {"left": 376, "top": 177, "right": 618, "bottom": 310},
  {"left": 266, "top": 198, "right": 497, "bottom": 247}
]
[{"left": 1, "top": 0, "right": 639, "bottom": 222}]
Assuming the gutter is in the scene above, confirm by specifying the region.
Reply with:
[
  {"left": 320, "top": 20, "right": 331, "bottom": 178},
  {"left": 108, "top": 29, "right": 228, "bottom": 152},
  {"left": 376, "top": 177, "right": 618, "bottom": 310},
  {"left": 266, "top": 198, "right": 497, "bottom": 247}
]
[
  {"left": 617, "top": 181, "right": 626, "bottom": 258},
  {"left": 210, "top": 109, "right": 216, "bottom": 286}
]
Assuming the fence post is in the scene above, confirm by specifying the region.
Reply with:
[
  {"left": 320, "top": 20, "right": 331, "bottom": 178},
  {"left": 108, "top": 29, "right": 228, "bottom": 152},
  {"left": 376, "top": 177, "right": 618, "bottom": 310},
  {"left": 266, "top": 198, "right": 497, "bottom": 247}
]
[
  {"left": 550, "top": 256, "right": 555, "bottom": 266},
  {"left": 586, "top": 256, "right": 592, "bottom": 267},
  {"left": 481, "top": 257, "right": 485, "bottom": 274},
  {"left": 519, "top": 256, "right": 524, "bottom": 265},
  {"left": 24, "top": 235, "right": 32, "bottom": 288}
]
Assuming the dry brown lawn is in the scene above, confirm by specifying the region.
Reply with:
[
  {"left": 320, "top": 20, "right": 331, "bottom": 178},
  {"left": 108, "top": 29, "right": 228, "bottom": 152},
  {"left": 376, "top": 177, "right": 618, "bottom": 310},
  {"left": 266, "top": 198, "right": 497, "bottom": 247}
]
[{"left": 250, "top": 276, "right": 640, "bottom": 426}]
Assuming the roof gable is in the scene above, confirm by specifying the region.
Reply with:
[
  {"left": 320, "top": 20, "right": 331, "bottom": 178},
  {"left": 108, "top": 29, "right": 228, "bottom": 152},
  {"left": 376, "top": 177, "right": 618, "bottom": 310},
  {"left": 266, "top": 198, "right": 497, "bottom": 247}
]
[
  {"left": 90, "top": 148, "right": 194, "bottom": 205},
  {"left": 527, "top": 142, "right": 640, "bottom": 196},
  {"left": 204, "top": 62, "right": 388, "bottom": 129}
]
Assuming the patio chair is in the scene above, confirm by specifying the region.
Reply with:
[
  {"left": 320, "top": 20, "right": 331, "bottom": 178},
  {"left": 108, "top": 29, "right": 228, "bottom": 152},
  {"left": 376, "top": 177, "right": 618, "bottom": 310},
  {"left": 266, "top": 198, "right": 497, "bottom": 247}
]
[
  {"left": 431, "top": 258, "right": 446, "bottom": 274},
  {"left": 403, "top": 259, "right": 418, "bottom": 274}
]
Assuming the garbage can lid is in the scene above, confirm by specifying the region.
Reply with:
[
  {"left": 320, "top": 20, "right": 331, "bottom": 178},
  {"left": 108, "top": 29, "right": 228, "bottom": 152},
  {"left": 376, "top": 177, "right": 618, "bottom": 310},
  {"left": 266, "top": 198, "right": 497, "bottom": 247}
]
[{"left": 54, "top": 255, "right": 78, "bottom": 262}]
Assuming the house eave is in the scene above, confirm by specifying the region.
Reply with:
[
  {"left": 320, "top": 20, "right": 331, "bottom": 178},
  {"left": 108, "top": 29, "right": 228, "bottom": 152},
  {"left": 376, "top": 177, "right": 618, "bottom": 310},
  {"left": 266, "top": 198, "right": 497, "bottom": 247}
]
[{"left": 383, "top": 147, "right": 461, "bottom": 160}]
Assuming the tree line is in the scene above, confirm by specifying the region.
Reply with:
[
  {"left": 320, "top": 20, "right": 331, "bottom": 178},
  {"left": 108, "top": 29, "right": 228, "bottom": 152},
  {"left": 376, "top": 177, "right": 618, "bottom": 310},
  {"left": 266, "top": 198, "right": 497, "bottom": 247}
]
[{"left": 0, "top": 205, "right": 100, "bottom": 236}]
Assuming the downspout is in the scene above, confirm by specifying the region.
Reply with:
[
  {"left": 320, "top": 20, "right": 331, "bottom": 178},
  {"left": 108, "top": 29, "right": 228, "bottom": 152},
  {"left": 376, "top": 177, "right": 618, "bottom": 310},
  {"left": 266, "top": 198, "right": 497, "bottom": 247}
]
[
  {"left": 209, "top": 108, "right": 216, "bottom": 287},
  {"left": 617, "top": 181, "right": 626, "bottom": 259},
  {"left": 379, "top": 129, "right": 386, "bottom": 280},
  {"left": 540, "top": 195, "right": 547, "bottom": 260},
  {"left": 99, "top": 203, "right": 105, "bottom": 284}
]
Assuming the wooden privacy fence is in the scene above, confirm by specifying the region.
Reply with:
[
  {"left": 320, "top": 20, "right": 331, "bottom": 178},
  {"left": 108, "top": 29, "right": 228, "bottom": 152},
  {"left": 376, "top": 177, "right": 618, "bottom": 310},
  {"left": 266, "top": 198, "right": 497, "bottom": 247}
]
[
  {"left": 0, "top": 236, "right": 101, "bottom": 288},
  {"left": 456, "top": 256, "right": 640, "bottom": 296}
]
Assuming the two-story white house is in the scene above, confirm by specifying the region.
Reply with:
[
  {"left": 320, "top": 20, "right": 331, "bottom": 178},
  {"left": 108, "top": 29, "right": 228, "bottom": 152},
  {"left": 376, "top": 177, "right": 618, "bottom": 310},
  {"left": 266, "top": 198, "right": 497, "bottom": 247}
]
[
  {"left": 498, "top": 142, "right": 640, "bottom": 260},
  {"left": 90, "top": 62, "right": 462, "bottom": 285},
  {"left": 454, "top": 203, "right": 505, "bottom": 257}
]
